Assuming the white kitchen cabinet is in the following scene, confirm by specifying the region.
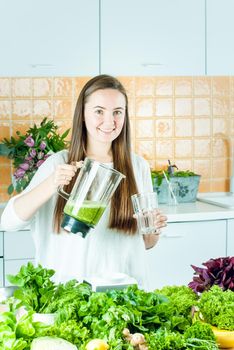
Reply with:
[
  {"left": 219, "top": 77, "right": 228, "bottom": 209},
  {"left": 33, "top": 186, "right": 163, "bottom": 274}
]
[
  {"left": 101, "top": 0, "right": 205, "bottom": 75},
  {"left": 4, "top": 259, "right": 34, "bottom": 287},
  {"left": 4, "top": 230, "right": 35, "bottom": 260},
  {"left": 0, "top": 0, "right": 99, "bottom": 76},
  {"left": 0, "top": 232, "right": 3, "bottom": 287},
  {"left": 0, "top": 232, "right": 3, "bottom": 257},
  {"left": 3, "top": 229, "right": 35, "bottom": 286},
  {"left": 0, "top": 258, "right": 3, "bottom": 287},
  {"left": 207, "top": 0, "right": 234, "bottom": 74},
  {"left": 147, "top": 220, "right": 226, "bottom": 290},
  {"left": 227, "top": 219, "right": 234, "bottom": 256}
]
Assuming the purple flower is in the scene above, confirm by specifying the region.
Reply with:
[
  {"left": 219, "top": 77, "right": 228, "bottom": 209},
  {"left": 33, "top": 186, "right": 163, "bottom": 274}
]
[
  {"left": 26, "top": 159, "right": 35, "bottom": 170},
  {"left": 14, "top": 168, "right": 25, "bottom": 179},
  {"left": 25, "top": 155, "right": 33, "bottom": 161},
  {"left": 37, "top": 151, "right": 44, "bottom": 160},
  {"left": 44, "top": 154, "right": 51, "bottom": 160},
  {"left": 39, "top": 141, "right": 46, "bottom": 150},
  {"left": 24, "top": 135, "right": 35, "bottom": 147},
  {"left": 30, "top": 149, "right": 37, "bottom": 158},
  {"left": 19, "top": 162, "right": 30, "bottom": 171},
  {"left": 36, "top": 159, "right": 45, "bottom": 168}
]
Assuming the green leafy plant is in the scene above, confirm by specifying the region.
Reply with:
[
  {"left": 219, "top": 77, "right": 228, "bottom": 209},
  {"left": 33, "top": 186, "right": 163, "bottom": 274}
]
[
  {"left": 0, "top": 118, "right": 70, "bottom": 194},
  {"left": 151, "top": 169, "right": 198, "bottom": 187}
]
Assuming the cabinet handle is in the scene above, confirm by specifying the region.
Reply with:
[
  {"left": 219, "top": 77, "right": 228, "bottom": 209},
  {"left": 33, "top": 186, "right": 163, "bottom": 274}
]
[
  {"left": 30, "top": 63, "right": 54, "bottom": 68},
  {"left": 141, "top": 63, "right": 164, "bottom": 67},
  {"left": 161, "top": 233, "right": 185, "bottom": 239}
]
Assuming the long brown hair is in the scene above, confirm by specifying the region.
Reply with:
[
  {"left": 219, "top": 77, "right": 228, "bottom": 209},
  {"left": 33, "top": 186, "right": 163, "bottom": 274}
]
[{"left": 54, "top": 75, "right": 138, "bottom": 234}]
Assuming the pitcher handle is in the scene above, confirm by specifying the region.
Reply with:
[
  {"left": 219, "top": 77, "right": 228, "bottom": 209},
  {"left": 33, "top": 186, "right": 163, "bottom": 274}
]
[
  {"left": 57, "top": 160, "right": 85, "bottom": 200},
  {"left": 57, "top": 185, "right": 70, "bottom": 200}
]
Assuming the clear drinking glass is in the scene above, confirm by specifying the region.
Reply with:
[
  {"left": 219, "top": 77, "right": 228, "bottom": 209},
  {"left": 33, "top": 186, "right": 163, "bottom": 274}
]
[{"left": 131, "top": 191, "right": 158, "bottom": 234}]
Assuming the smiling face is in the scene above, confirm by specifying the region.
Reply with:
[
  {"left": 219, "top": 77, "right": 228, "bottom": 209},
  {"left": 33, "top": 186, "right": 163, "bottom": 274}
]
[{"left": 84, "top": 88, "right": 126, "bottom": 147}]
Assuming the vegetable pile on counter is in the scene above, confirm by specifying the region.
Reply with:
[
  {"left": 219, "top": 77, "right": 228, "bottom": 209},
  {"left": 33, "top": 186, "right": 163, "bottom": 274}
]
[{"left": 0, "top": 263, "right": 233, "bottom": 349}]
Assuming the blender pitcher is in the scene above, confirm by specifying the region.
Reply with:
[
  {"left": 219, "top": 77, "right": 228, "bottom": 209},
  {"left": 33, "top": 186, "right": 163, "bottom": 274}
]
[{"left": 57, "top": 158, "right": 125, "bottom": 237}]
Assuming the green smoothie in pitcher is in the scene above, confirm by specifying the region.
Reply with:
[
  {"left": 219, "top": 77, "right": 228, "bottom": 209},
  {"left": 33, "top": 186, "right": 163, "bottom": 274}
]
[{"left": 64, "top": 200, "right": 106, "bottom": 227}]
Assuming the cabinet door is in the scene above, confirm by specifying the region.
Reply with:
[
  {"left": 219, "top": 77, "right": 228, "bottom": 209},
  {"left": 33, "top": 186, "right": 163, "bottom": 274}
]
[
  {"left": 4, "top": 230, "right": 35, "bottom": 259},
  {"left": 0, "top": 232, "right": 3, "bottom": 257},
  {"left": 0, "top": 258, "right": 3, "bottom": 287},
  {"left": 207, "top": 0, "right": 234, "bottom": 74},
  {"left": 0, "top": 0, "right": 99, "bottom": 76},
  {"left": 146, "top": 220, "right": 226, "bottom": 290},
  {"left": 227, "top": 219, "right": 234, "bottom": 256},
  {"left": 4, "top": 259, "right": 34, "bottom": 287},
  {"left": 101, "top": 0, "right": 205, "bottom": 75}
]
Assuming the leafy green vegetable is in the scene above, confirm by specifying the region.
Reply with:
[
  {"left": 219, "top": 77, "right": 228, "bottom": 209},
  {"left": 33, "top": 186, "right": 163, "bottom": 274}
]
[
  {"left": 0, "top": 312, "right": 28, "bottom": 350},
  {"left": 1, "top": 265, "right": 222, "bottom": 350},
  {"left": 155, "top": 285, "right": 198, "bottom": 332},
  {"left": 37, "top": 320, "right": 90, "bottom": 349},
  {"left": 7, "top": 262, "right": 56, "bottom": 312},
  {"left": 156, "top": 285, "right": 198, "bottom": 315},
  {"left": 145, "top": 324, "right": 218, "bottom": 350},
  {"left": 43, "top": 280, "right": 92, "bottom": 322},
  {"left": 198, "top": 285, "right": 234, "bottom": 330},
  {"left": 145, "top": 329, "right": 187, "bottom": 350},
  {"left": 184, "top": 321, "right": 216, "bottom": 342}
]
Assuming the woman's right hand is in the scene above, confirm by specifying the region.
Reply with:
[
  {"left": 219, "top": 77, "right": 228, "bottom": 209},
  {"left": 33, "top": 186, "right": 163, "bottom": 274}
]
[{"left": 52, "top": 161, "right": 83, "bottom": 189}]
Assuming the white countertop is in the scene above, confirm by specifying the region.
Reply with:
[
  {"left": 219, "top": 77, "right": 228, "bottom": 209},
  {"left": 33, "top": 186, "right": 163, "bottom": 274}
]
[
  {"left": 160, "top": 201, "right": 234, "bottom": 222},
  {"left": 1, "top": 200, "right": 234, "bottom": 230}
]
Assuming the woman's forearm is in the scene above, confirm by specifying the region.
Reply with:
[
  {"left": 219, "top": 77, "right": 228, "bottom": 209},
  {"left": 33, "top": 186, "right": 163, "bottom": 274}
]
[
  {"left": 143, "top": 233, "right": 160, "bottom": 250},
  {"left": 13, "top": 162, "right": 78, "bottom": 221},
  {"left": 14, "top": 174, "right": 55, "bottom": 221}
]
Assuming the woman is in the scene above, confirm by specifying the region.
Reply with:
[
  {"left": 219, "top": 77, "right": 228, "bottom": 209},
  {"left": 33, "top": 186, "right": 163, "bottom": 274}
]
[{"left": 1, "top": 75, "right": 167, "bottom": 289}]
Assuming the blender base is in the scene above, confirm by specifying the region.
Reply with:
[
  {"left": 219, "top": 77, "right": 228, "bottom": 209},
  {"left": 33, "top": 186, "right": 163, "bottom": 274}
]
[{"left": 61, "top": 214, "right": 91, "bottom": 237}]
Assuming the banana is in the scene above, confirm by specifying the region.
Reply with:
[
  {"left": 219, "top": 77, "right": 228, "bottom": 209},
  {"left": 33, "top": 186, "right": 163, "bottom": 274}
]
[{"left": 211, "top": 326, "right": 234, "bottom": 349}]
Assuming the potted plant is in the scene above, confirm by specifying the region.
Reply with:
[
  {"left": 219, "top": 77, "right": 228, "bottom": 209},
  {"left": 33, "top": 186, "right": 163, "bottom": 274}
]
[
  {"left": 0, "top": 118, "right": 70, "bottom": 194},
  {"left": 151, "top": 161, "right": 201, "bottom": 204}
]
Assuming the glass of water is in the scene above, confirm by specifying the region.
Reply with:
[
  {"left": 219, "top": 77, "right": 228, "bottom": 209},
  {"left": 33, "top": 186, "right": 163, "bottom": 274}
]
[{"left": 131, "top": 191, "right": 158, "bottom": 234}]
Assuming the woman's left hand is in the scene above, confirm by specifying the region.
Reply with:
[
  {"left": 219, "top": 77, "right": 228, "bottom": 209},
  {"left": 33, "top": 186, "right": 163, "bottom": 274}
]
[
  {"left": 143, "top": 209, "right": 167, "bottom": 250},
  {"left": 153, "top": 209, "right": 168, "bottom": 234}
]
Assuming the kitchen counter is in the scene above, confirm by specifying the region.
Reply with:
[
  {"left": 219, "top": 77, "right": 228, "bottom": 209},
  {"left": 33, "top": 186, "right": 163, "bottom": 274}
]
[
  {"left": 1, "top": 200, "right": 234, "bottom": 230},
  {"left": 159, "top": 201, "right": 234, "bottom": 222},
  {"left": 1, "top": 200, "right": 234, "bottom": 289}
]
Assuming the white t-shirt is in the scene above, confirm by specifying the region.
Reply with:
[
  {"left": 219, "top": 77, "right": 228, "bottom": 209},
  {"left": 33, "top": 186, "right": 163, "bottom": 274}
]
[{"left": 1, "top": 151, "right": 153, "bottom": 289}]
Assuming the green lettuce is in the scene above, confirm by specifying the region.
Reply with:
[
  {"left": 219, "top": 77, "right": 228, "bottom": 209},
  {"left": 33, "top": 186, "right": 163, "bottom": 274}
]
[{"left": 198, "top": 285, "right": 234, "bottom": 330}]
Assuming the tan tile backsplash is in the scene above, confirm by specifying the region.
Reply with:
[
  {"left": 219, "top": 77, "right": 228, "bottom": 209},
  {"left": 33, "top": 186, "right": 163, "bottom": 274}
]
[{"left": 1, "top": 76, "right": 234, "bottom": 202}]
